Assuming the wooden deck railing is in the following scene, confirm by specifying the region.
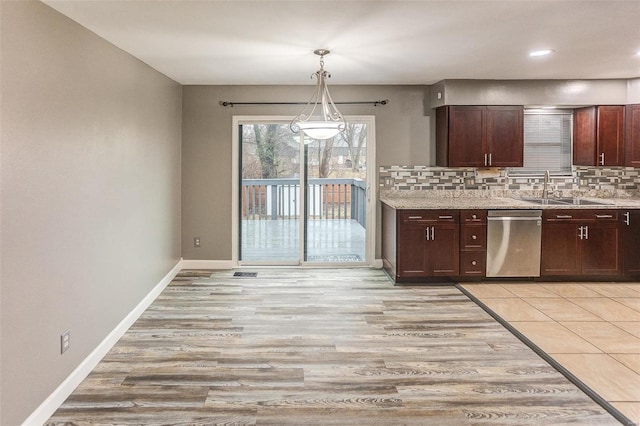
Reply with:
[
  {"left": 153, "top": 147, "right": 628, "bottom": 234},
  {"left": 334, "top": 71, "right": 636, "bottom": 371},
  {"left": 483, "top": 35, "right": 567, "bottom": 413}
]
[{"left": 241, "top": 178, "right": 366, "bottom": 226}]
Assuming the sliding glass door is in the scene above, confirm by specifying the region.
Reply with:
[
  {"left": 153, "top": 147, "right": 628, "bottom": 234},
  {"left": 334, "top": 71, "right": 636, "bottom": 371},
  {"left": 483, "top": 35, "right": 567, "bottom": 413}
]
[
  {"left": 237, "top": 118, "right": 371, "bottom": 265},
  {"left": 303, "top": 125, "right": 367, "bottom": 263}
]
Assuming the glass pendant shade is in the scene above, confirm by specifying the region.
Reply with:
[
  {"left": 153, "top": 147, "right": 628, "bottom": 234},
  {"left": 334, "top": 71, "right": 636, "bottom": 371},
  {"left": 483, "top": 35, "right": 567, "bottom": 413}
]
[
  {"left": 296, "top": 121, "right": 342, "bottom": 140},
  {"left": 291, "top": 49, "right": 346, "bottom": 142}
]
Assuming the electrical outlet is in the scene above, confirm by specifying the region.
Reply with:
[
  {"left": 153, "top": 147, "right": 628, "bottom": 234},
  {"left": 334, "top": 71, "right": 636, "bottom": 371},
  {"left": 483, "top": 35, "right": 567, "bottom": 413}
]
[
  {"left": 194, "top": 237, "right": 201, "bottom": 247},
  {"left": 61, "top": 330, "right": 70, "bottom": 354}
]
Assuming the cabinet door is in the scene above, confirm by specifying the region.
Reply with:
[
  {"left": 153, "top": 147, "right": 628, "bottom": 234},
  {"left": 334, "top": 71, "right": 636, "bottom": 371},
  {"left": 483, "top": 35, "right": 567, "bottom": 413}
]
[
  {"left": 486, "top": 106, "right": 523, "bottom": 167},
  {"left": 428, "top": 223, "right": 459, "bottom": 275},
  {"left": 581, "top": 222, "right": 621, "bottom": 275},
  {"left": 623, "top": 210, "right": 640, "bottom": 275},
  {"left": 397, "top": 225, "right": 428, "bottom": 277},
  {"left": 597, "top": 106, "right": 624, "bottom": 166},
  {"left": 541, "top": 224, "right": 580, "bottom": 275},
  {"left": 625, "top": 105, "right": 640, "bottom": 168},
  {"left": 573, "top": 106, "right": 597, "bottom": 166},
  {"left": 448, "top": 106, "right": 486, "bottom": 167}
]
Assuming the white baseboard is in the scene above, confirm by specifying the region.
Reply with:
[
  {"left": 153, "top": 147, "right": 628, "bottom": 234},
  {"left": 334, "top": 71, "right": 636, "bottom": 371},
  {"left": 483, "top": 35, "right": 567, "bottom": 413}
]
[
  {"left": 22, "top": 260, "right": 182, "bottom": 426},
  {"left": 180, "top": 259, "right": 234, "bottom": 270}
]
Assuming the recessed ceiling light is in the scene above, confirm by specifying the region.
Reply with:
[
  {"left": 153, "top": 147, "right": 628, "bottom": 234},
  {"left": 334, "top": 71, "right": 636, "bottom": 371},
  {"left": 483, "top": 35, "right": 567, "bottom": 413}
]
[{"left": 529, "top": 49, "right": 554, "bottom": 57}]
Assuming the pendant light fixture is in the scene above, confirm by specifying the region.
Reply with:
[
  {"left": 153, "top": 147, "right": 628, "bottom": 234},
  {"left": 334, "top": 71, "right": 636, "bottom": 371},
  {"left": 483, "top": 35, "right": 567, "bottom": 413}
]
[{"left": 290, "top": 49, "right": 346, "bottom": 141}]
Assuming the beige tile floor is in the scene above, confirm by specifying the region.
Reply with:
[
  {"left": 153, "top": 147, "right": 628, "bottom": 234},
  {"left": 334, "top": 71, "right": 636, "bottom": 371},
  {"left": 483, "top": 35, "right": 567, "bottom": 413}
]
[{"left": 460, "top": 281, "right": 640, "bottom": 425}]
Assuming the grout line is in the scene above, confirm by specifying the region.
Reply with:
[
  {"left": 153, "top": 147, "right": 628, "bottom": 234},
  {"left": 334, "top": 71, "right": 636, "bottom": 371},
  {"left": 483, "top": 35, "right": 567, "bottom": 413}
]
[{"left": 456, "top": 284, "right": 635, "bottom": 426}]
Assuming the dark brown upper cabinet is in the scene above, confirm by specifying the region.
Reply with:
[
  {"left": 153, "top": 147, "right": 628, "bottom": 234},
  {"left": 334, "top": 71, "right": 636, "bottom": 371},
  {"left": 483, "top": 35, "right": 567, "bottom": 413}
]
[
  {"left": 573, "top": 105, "right": 624, "bottom": 166},
  {"left": 625, "top": 104, "right": 640, "bottom": 168},
  {"left": 436, "top": 106, "right": 523, "bottom": 168}
]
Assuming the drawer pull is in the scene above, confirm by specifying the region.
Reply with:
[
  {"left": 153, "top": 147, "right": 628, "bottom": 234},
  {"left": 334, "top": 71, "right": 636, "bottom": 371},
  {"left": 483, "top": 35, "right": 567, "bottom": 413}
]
[
  {"left": 556, "top": 215, "right": 572, "bottom": 219},
  {"left": 595, "top": 214, "right": 613, "bottom": 219},
  {"left": 438, "top": 215, "right": 453, "bottom": 220},
  {"left": 408, "top": 216, "right": 423, "bottom": 219},
  {"left": 471, "top": 235, "right": 477, "bottom": 240},
  {"left": 472, "top": 214, "right": 477, "bottom": 220},
  {"left": 471, "top": 260, "right": 477, "bottom": 266}
]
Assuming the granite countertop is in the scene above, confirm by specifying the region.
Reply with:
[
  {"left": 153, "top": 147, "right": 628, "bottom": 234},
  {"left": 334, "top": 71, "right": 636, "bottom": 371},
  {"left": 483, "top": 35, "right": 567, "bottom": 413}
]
[{"left": 379, "top": 190, "right": 640, "bottom": 210}]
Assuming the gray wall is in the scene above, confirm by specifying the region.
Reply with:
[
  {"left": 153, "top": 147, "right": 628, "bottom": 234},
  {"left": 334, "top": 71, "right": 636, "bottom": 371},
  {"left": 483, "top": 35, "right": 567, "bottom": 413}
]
[
  {"left": 0, "top": 2, "right": 182, "bottom": 425},
  {"left": 431, "top": 79, "right": 630, "bottom": 107},
  {"left": 182, "top": 85, "right": 429, "bottom": 261},
  {"left": 629, "top": 78, "right": 640, "bottom": 104}
]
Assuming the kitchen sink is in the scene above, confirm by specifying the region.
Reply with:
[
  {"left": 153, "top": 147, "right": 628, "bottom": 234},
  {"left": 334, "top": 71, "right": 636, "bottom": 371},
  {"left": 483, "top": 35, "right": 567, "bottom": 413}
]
[
  {"left": 519, "top": 197, "right": 611, "bottom": 206},
  {"left": 520, "top": 198, "right": 569, "bottom": 205},
  {"left": 554, "top": 197, "right": 611, "bottom": 206}
]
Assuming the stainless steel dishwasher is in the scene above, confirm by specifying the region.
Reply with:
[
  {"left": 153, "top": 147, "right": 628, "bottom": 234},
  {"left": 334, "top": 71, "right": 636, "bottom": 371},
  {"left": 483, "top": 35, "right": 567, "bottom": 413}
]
[{"left": 486, "top": 210, "right": 542, "bottom": 277}]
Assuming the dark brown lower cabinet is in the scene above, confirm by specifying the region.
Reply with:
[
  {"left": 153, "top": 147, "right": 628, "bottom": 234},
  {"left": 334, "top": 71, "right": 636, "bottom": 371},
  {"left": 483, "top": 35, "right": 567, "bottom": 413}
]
[
  {"left": 623, "top": 210, "right": 640, "bottom": 276},
  {"left": 396, "top": 213, "right": 459, "bottom": 278},
  {"left": 382, "top": 205, "right": 459, "bottom": 282},
  {"left": 541, "top": 210, "right": 621, "bottom": 277}
]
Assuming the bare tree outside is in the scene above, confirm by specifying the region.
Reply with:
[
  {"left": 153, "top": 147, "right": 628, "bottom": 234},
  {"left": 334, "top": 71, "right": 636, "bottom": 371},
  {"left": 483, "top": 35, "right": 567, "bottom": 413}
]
[
  {"left": 336, "top": 123, "right": 366, "bottom": 172},
  {"left": 316, "top": 139, "right": 334, "bottom": 178},
  {"left": 305, "top": 124, "right": 367, "bottom": 179},
  {"left": 242, "top": 124, "right": 299, "bottom": 179}
]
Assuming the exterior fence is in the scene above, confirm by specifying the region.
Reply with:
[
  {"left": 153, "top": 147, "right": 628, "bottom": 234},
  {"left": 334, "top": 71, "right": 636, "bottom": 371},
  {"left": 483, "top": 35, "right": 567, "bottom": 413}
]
[{"left": 242, "top": 178, "right": 366, "bottom": 227}]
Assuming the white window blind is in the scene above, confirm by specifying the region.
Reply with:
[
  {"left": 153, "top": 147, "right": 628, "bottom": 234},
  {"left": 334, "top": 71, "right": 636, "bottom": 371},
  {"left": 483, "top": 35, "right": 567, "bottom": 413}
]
[{"left": 510, "top": 111, "right": 572, "bottom": 176}]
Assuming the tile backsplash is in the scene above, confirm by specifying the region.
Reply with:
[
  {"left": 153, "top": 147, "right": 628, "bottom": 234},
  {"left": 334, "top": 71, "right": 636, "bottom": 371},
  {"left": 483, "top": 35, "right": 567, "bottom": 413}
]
[{"left": 379, "top": 166, "right": 640, "bottom": 192}]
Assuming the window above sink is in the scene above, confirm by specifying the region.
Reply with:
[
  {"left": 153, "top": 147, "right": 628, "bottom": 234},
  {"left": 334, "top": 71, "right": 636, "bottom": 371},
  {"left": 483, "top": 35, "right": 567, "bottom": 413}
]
[{"left": 509, "top": 110, "right": 573, "bottom": 177}]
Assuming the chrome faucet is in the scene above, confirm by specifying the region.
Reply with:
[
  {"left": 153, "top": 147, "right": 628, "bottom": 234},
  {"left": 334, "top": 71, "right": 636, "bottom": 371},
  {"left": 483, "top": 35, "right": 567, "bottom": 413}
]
[{"left": 542, "top": 170, "right": 550, "bottom": 200}]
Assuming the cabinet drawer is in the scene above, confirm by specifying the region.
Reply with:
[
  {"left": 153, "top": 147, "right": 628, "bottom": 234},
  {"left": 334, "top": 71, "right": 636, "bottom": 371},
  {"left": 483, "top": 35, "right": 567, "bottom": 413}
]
[
  {"left": 460, "top": 251, "right": 486, "bottom": 276},
  {"left": 461, "top": 224, "right": 487, "bottom": 249},
  {"left": 543, "top": 209, "right": 619, "bottom": 223},
  {"left": 399, "top": 210, "right": 459, "bottom": 224},
  {"left": 461, "top": 210, "right": 487, "bottom": 224}
]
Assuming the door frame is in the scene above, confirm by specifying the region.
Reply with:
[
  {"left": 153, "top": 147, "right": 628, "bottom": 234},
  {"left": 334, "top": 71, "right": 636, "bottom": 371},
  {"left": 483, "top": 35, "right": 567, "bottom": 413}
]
[{"left": 231, "top": 115, "right": 376, "bottom": 267}]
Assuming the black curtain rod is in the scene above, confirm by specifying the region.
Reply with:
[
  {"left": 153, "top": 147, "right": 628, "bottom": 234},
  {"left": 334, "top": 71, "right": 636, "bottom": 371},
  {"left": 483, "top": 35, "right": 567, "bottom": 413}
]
[{"left": 219, "top": 99, "right": 388, "bottom": 107}]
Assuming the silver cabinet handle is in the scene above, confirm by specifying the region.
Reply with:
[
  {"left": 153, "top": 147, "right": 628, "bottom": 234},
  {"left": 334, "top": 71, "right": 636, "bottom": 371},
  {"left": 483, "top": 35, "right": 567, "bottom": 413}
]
[
  {"left": 431, "top": 226, "right": 435, "bottom": 240},
  {"left": 488, "top": 153, "right": 492, "bottom": 166},
  {"left": 600, "top": 152, "right": 605, "bottom": 166},
  {"left": 624, "top": 211, "right": 630, "bottom": 226},
  {"left": 438, "top": 215, "right": 453, "bottom": 220},
  {"left": 578, "top": 225, "right": 590, "bottom": 240},
  {"left": 408, "top": 216, "right": 423, "bottom": 219},
  {"left": 425, "top": 227, "right": 435, "bottom": 241},
  {"left": 595, "top": 214, "right": 613, "bottom": 219},
  {"left": 484, "top": 153, "right": 488, "bottom": 166}
]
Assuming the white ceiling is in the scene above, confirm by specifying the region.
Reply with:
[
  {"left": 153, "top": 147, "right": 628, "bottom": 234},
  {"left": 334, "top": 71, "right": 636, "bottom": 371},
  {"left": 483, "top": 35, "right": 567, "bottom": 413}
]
[{"left": 43, "top": 0, "right": 640, "bottom": 85}]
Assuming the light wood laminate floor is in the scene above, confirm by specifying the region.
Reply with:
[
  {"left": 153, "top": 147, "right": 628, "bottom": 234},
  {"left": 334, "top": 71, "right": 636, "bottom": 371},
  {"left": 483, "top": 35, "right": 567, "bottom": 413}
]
[
  {"left": 461, "top": 281, "right": 640, "bottom": 425},
  {"left": 47, "top": 269, "right": 619, "bottom": 425}
]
